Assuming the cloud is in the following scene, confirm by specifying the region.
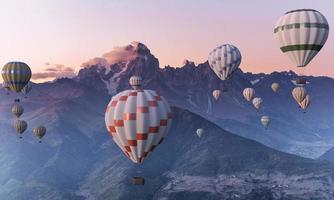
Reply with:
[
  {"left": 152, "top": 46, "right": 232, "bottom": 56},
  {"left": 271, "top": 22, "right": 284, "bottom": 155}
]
[
  {"left": 32, "top": 63, "right": 76, "bottom": 80},
  {"left": 81, "top": 41, "right": 149, "bottom": 67}
]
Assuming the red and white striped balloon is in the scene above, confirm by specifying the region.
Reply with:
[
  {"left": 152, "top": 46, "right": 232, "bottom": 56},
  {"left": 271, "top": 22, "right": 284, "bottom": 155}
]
[{"left": 105, "top": 89, "right": 172, "bottom": 163}]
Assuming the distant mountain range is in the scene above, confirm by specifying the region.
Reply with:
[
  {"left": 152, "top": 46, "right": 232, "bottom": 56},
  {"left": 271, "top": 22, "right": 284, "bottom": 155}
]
[
  {"left": 76, "top": 42, "right": 334, "bottom": 158},
  {"left": 0, "top": 42, "right": 334, "bottom": 199}
]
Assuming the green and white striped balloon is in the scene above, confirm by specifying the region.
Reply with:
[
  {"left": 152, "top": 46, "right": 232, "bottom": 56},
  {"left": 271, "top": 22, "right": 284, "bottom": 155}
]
[{"left": 274, "top": 9, "right": 329, "bottom": 67}]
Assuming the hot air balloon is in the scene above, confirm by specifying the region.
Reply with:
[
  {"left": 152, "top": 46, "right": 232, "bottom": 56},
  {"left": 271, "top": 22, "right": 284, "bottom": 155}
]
[
  {"left": 271, "top": 83, "right": 280, "bottom": 93},
  {"left": 212, "top": 90, "right": 221, "bottom": 101},
  {"left": 208, "top": 44, "right": 242, "bottom": 81},
  {"left": 11, "top": 105, "right": 24, "bottom": 118},
  {"left": 292, "top": 87, "right": 307, "bottom": 104},
  {"left": 21, "top": 81, "right": 32, "bottom": 97},
  {"left": 129, "top": 76, "right": 142, "bottom": 90},
  {"left": 14, "top": 120, "right": 27, "bottom": 138},
  {"left": 243, "top": 88, "right": 255, "bottom": 102},
  {"left": 33, "top": 126, "right": 46, "bottom": 143},
  {"left": 1, "top": 62, "right": 32, "bottom": 92},
  {"left": 261, "top": 116, "right": 271, "bottom": 129},
  {"left": 105, "top": 76, "right": 172, "bottom": 164},
  {"left": 299, "top": 94, "right": 310, "bottom": 113},
  {"left": 196, "top": 128, "right": 204, "bottom": 138},
  {"left": 252, "top": 97, "right": 263, "bottom": 111},
  {"left": 274, "top": 9, "right": 329, "bottom": 84}
]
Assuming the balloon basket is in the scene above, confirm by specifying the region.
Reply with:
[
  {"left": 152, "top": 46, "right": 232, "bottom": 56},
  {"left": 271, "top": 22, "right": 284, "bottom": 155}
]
[{"left": 132, "top": 177, "right": 145, "bottom": 185}]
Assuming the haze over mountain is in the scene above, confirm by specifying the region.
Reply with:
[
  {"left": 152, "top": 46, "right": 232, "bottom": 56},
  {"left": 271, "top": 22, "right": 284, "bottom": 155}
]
[
  {"left": 76, "top": 42, "right": 334, "bottom": 158},
  {"left": 1, "top": 42, "right": 334, "bottom": 199}
]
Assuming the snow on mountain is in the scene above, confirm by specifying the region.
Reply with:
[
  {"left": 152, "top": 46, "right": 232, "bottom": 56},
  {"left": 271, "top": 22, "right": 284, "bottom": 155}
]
[{"left": 74, "top": 42, "right": 334, "bottom": 158}]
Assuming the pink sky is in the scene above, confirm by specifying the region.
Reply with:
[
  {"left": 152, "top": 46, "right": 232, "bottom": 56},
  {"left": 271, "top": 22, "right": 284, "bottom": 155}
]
[{"left": 0, "top": 0, "right": 333, "bottom": 82}]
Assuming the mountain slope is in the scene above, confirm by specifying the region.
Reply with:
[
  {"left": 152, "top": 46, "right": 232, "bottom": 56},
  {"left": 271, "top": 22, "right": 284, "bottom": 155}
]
[
  {"left": 0, "top": 78, "right": 333, "bottom": 199},
  {"left": 74, "top": 42, "right": 334, "bottom": 158},
  {"left": 78, "top": 107, "right": 334, "bottom": 200},
  {"left": 319, "top": 147, "right": 334, "bottom": 162}
]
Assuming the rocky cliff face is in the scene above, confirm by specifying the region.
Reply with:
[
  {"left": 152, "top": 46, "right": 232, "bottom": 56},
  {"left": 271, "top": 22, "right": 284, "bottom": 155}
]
[{"left": 74, "top": 42, "right": 334, "bottom": 158}]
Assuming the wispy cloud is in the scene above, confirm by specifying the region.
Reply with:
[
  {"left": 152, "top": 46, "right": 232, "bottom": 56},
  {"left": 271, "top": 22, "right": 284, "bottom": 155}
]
[{"left": 32, "top": 63, "right": 76, "bottom": 80}]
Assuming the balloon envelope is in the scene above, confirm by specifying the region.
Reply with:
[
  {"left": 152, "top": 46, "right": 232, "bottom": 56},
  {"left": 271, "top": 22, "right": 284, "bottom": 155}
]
[
  {"left": 299, "top": 94, "right": 310, "bottom": 111},
  {"left": 252, "top": 97, "right": 263, "bottom": 111},
  {"left": 14, "top": 120, "right": 27, "bottom": 134},
  {"left": 274, "top": 9, "right": 329, "bottom": 67},
  {"left": 271, "top": 83, "right": 280, "bottom": 93},
  {"left": 208, "top": 44, "right": 241, "bottom": 80},
  {"left": 292, "top": 87, "right": 307, "bottom": 104},
  {"left": 243, "top": 88, "right": 255, "bottom": 102},
  {"left": 261, "top": 116, "right": 271, "bottom": 129},
  {"left": 1, "top": 62, "right": 32, "bottom": 92},
  {"left": 212, "top": 90, "right": 221, "bottom": 101},
  {"left": 129, "top": 76, "right": 142, "bottom": 90},
  {"left": 196, "top": 128, "right": 204, "bottom": 138},
  {"left": 11, "top": 105, "right": 24, "bottom": 118},
  {"left": 34, "top": 126, "right": 47, "bottom": 140},
  {"left": 105, "top": 89, "right": 172, "bottom": 163}
]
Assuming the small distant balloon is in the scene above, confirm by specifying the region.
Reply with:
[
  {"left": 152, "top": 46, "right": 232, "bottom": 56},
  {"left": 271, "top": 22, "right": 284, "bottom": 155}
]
[
  {"left": 271, "top": 83, "right": 280, "bottom": 93},
  {"left": 14, "top": 120, "right": 27, "bottom": 138},
  {"left": 243, "top": 88, "right": 255, "bottom": 102},
  {"left": 34, "top": 126, "right": 47, "bottom": 143},
  {"left": 292, "top": 87, "right": 307, "bottom": 104},
  {"left": 196, "top": 128, "right": 204, "bottom": 138},
  {"left": 261, "top": 116, "right": 271, "bottom": 129},
  {"left": 11, "top": 105, "right": 24, "bottom": 118},
  {"left": 252, "top": 97, "right": 263, "bottom": 111},
  {"left": 212, "top": 90, "right": 221, "bottom": 101}
]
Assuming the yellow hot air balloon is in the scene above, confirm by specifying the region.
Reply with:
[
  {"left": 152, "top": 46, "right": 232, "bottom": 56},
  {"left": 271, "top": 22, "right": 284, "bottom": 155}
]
[
  {"left": 271, "top": 83, "right": 280, "bottom": 93},
  {"left": 261, "top": 116, "right": 271, "bottom": 129},
  {"left": 243, "top": 88, "right": 255, "bottom": 102},
  {"left": 11, "top": 105, "right": 24, "bottom": 118},
  {"left": 212, "top": 90, "right": 221, "bottom": 101},
  {"left": 299, "top": 95, "right": 310, "bottom": 113},
  {"left": 14, "top": 120, "right": 27, "bottom": 138},
  {"left": 34, "top": 126, "right": 47, "bottom": 143},
  {"left": 292, "top": 87, "right": 307, "bottom": 104},
  {"left": 1, "top": 62, "right": 32, "bottom": 92}
]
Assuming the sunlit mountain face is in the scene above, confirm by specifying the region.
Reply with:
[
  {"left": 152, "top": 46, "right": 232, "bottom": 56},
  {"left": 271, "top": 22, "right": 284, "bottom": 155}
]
[{"left": 0, "top": 42, "right": 334, "bottom": 199}]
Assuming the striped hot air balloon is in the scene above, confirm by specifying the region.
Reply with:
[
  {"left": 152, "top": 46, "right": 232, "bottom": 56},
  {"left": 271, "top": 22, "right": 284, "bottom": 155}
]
[
  {"left": 292, "top": 87, "right": 307, "bottom": 104},
  {"left": 34, "top": 126, "right": 47, "bottom": 143},
  {"left": 274, "top": 9, "right": 329, "bottom": 68},
  {"left": 208, "top": 44, "right": 242, "bottom": 81},
  {"left": 105, "top": 85, "right": 172, "bottom": 164},
  {"left": 252, "top": 97, "right": 263, "bottom": 111},
  {"left": 299, "top": 94, "right": 310, "bottom": 112},
  {"left": 1, "top": 62, "right": 32, "bottom": 92},
  {"left": 14, "top": 120, "right": 27, "bottom": 138},
  {"left": 11, "top": 105, "right": 24, "bottom": 118},
  {"left": 243, "top": 88, "right": 255, "bottom": 102},
  {"left": 129, "top": 76, "right": 142, "bottom": 90}
]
